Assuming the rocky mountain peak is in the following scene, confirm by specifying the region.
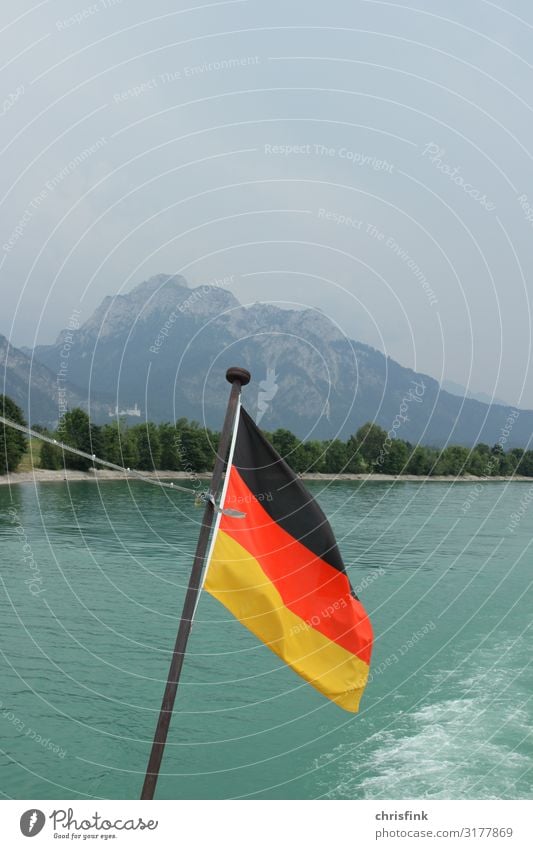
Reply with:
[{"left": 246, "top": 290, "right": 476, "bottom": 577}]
[
  {"left": 19, "top": 274, "right": 531, "bottom": 445},
  {"left": 130, "top": 273, "right": 189, "bottom": 295}
]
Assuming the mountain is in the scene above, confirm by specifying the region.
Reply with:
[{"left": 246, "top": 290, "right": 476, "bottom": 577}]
[
  {"left": 441, "top": 379, "right": 510, "bottom": 408},
  {"left": 0, "top": 334, "right": 107, "bottom": 427},
  {"left": 26, "top": 273, "right": 532, "bottom": 447}
]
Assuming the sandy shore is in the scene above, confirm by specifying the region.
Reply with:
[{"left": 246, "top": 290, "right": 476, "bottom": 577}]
[
  {"left": 1, "top": 469, "right": 532, "bottom": 486},
  {"left": 0, "top": 469, "right": 210, "bottom": 486}
]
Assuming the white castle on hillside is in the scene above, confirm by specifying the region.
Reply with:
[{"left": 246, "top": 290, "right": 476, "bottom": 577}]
[{"left": 108, "top": 402, "right": 141, "bottom": 418}]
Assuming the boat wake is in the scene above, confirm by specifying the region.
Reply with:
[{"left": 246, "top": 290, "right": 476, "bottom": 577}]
[{"left": 316, "top": 635, "right": 532, "bottom": 799}]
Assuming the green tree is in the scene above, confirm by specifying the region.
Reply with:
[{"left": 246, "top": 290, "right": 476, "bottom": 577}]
[
  {"left": 292, "top": 440, "right": 325, "bottom": 473},
  {"left": 349, "top": 423, "right": 387, "bottom": 468},
  {"left": 58, "top": 408, "right": 100, "bottom": 470},
  {"left": 483, "top": 443, "right": 504, "bottom": 474},
  {"left": 517, "top": 450, "right": 533, "bottom": 476},
  {"left": 344, "top": 445, "right": 366, "bottom": 473},
  {"left": 100, "top": 421, "right": 137, "bottom": 469},
  {"left": 158, "top": 423, "right": 181, "bottom": 470},
  {"left": 205, "top": 428, "right": 218, "bottom": 472},
  {"left": 90, "top": 424, "right": 103, "bottom": 465},
  {"left": 174, "top": 423, "right": 211, "bottom": 472},
  {"left": 380, "top": 439, "right": 409, "bottom": 475},
  {"left": 133, "top": 422, "right": 162, "bottom": 470},
  {"left": 498, "top": 452, "right": 517, "bottom": 476},
  {"left": 505, "top": 449, "right": 523, "bottom": 476},
  {"left": 0, "top": 395, "right": 27, "bottom": 474},
  {"left": 465, "top": 448, "right": 487, "bottom": 476},
  {"left": 509, "top": 448, "right": 523, "bottom": 464},
  {"left": 322, "top": 439, "right": 349, "bottom": 473},
  {"left": 406, "top": 445, "right": 435, "bottom": 476},
  {"left": 101, "top": 422, "right": 122, "bottom": 466},
  {"left": 271, "top": 428, "right": 300, "bottom": 463},
  {"left": 433, "top": 445, "right": 469, "bottom": 476},
  {"left": 119, "top": 428, "right": 139, "bottom": 469},
  {"left": 39, "top": 436, "right": 63, "bottom": 470}
]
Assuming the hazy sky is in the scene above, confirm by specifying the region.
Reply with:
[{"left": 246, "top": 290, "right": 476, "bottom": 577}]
[{"left": 1, "top": 0, "right": 533, "bottom": 406}]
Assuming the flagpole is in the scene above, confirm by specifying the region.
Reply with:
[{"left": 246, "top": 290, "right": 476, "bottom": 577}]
[{"left": 140, "top": 366, "right": 251, "bottom": 800}]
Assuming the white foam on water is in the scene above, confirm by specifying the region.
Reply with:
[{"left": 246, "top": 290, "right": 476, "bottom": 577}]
[{"left": 316, "top": 636, "right": 533, "bottom": 799}]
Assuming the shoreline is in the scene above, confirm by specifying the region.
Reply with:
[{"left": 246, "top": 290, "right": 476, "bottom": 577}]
[{"left": 1, "top": 469, "right": 532, "bottom": 486}]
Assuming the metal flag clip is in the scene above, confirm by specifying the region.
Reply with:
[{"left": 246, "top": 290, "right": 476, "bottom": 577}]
[{"left": 205, "top": 491, "right": 246, "bottom": 519}]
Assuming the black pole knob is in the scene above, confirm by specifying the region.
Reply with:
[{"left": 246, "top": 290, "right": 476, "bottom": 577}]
[{"left": 226, "top": 367, "right": 251, "bottom": 386}]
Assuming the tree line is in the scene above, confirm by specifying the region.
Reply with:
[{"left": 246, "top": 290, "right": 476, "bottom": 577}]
[
  {"left": 2, "top": 396, "right": 533, "bottom": 477},
  {"left": 38, "top": 409, "right": 218, "bottom": 473},
  {"left": 0, "top": 395, "right": 28, "bottom": 474}
]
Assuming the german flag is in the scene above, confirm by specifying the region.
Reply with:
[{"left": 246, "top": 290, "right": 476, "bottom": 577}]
[{"left": 204, "top": 404, "right": 373, "bottom": 711}]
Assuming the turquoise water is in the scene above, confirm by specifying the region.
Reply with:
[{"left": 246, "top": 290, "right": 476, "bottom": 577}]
[{"left": 0, "top": 479, "right": 531, "bottom": 800}]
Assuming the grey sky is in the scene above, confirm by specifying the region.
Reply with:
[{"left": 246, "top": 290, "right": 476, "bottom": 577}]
[{"left": 1, "top": 0, "right": 532, "bottom": 406}]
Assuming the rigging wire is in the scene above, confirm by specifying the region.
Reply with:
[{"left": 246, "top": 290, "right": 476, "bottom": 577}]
[{"left": 0, "top": 415, "right": 245, "bottom": 517}]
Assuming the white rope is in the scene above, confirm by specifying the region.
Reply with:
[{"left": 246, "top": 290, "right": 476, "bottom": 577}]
[{"left": 0, "top": 414, "right": 245, "bottom": 517}]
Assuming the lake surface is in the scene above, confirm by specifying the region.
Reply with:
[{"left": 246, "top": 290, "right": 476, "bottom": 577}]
[{"left": 0, "top": 479, "right": 531, "bottom": 799}]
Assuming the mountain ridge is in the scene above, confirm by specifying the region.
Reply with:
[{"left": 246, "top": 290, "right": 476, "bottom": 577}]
[
  {"left": 0, "top": 333, "right": 109, "bottom": 425},
  {"left": 4, "top": 274, "right": 531, "bottom": 448}
]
